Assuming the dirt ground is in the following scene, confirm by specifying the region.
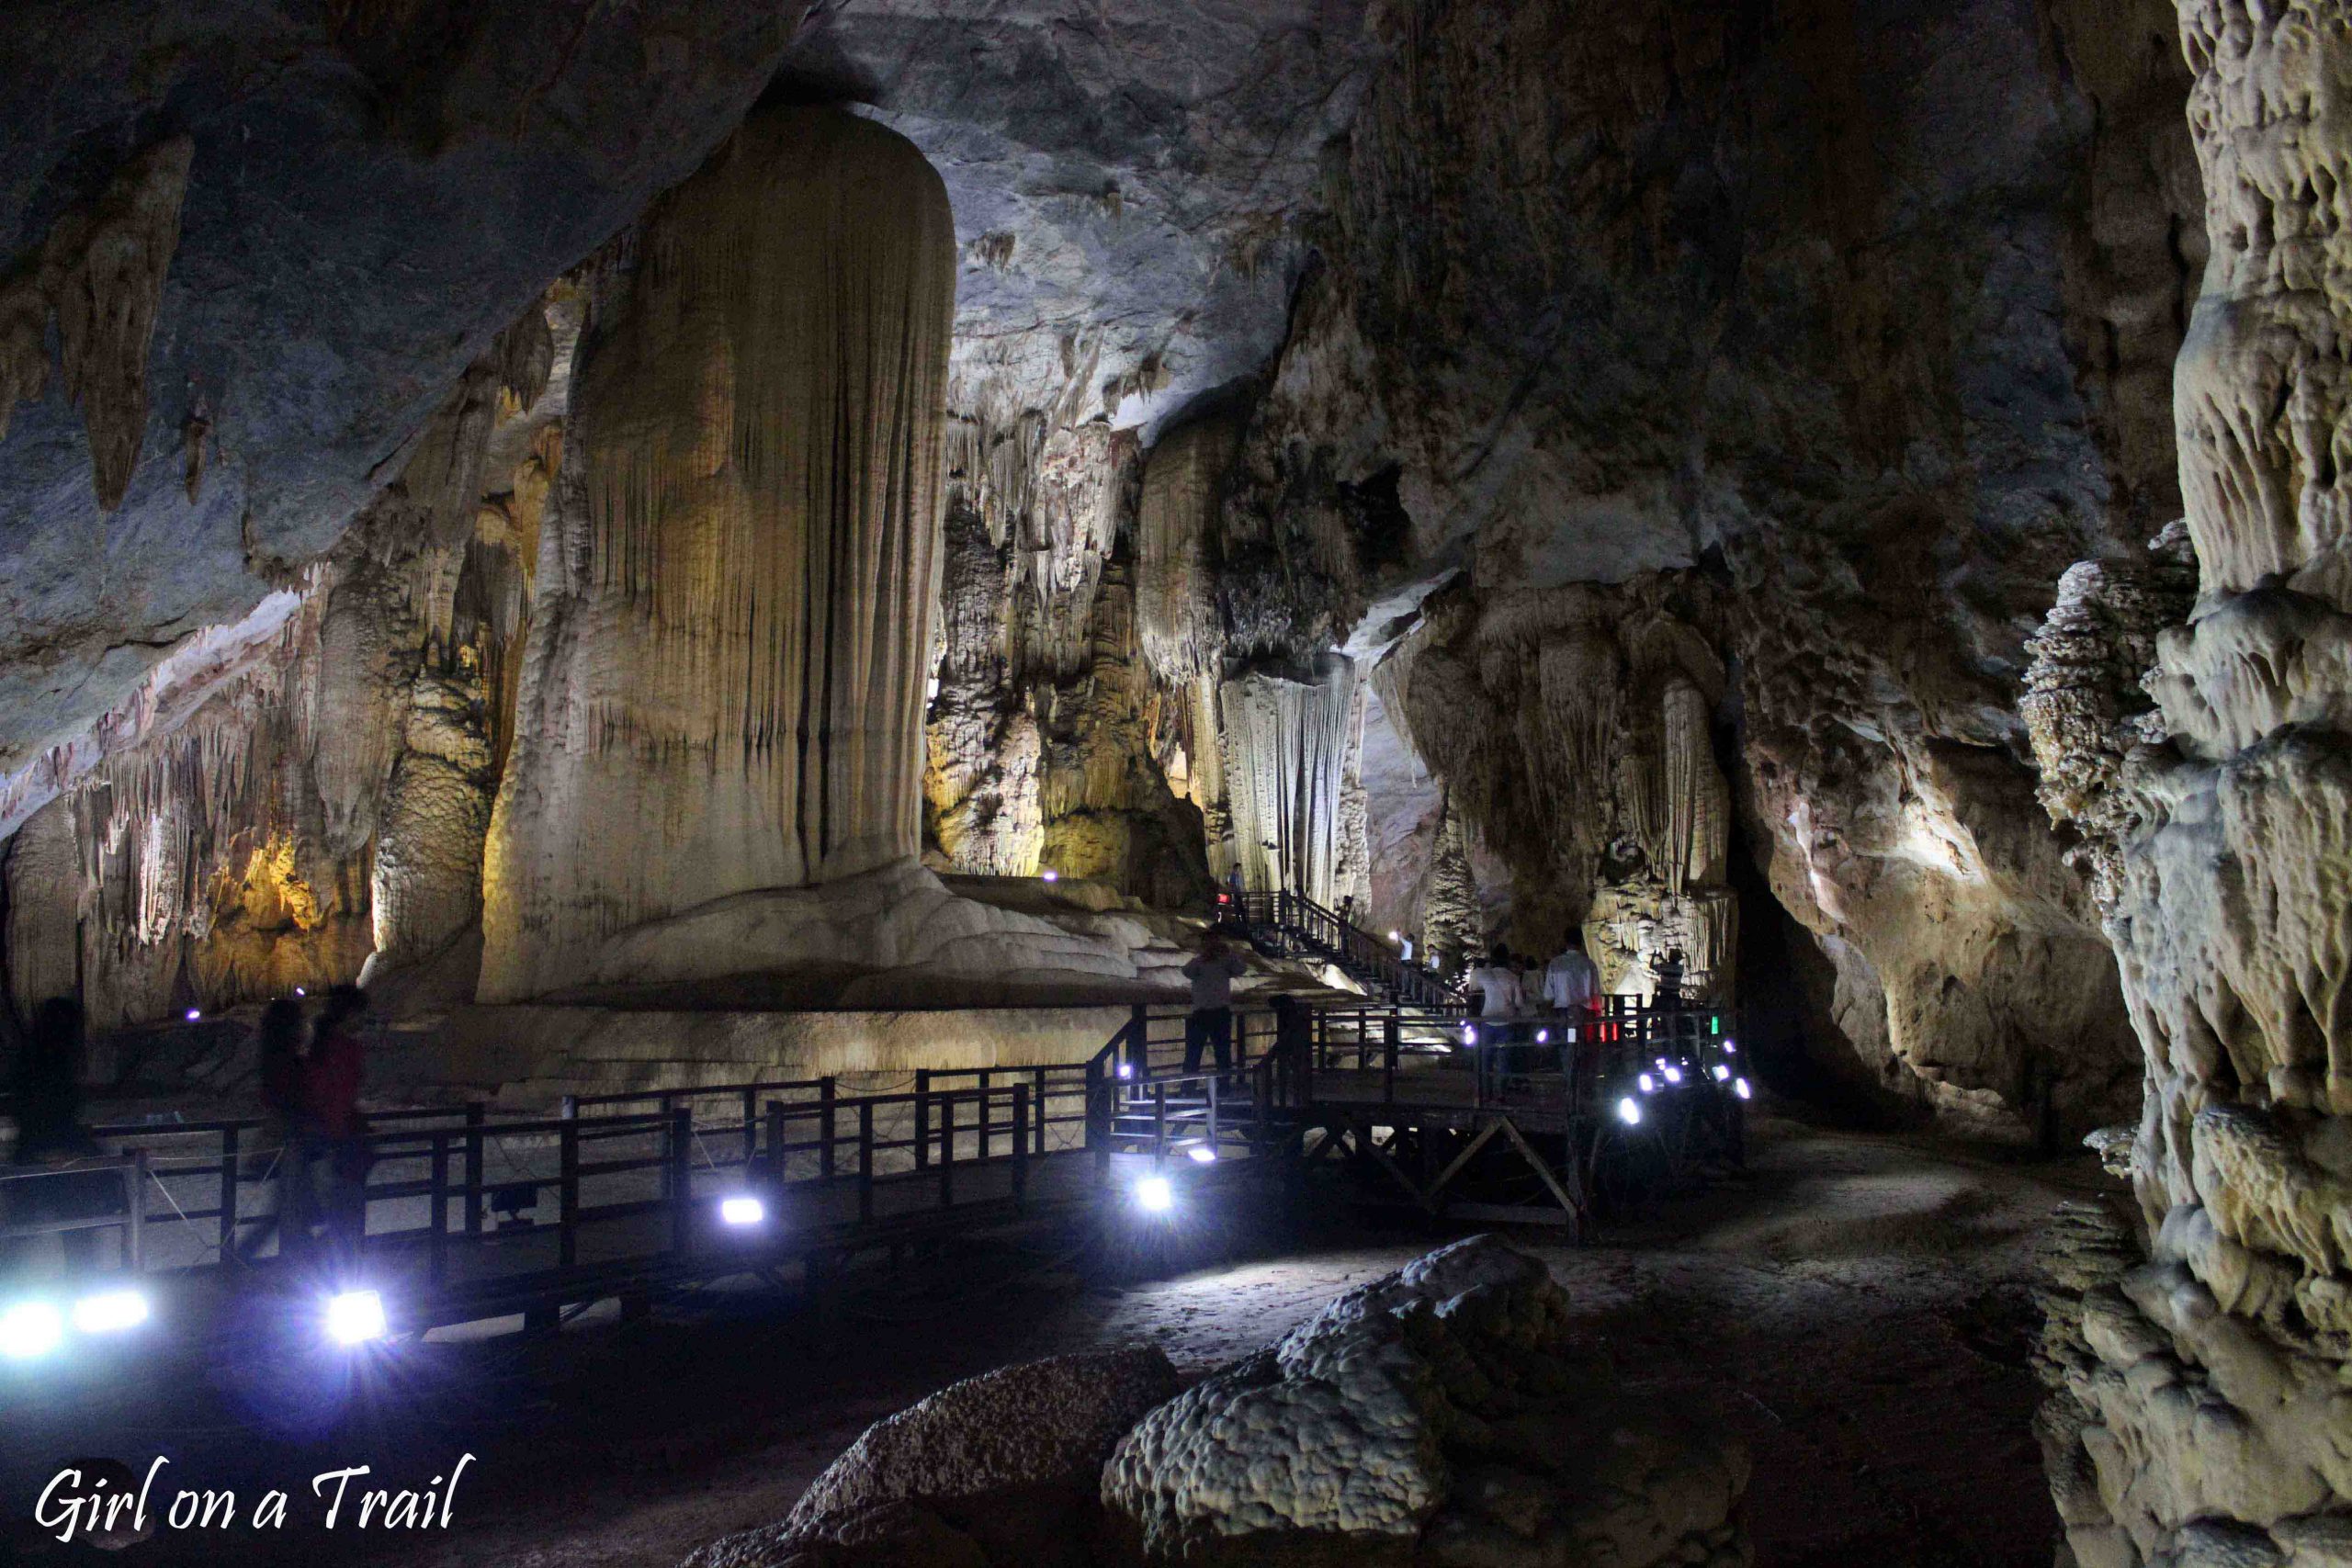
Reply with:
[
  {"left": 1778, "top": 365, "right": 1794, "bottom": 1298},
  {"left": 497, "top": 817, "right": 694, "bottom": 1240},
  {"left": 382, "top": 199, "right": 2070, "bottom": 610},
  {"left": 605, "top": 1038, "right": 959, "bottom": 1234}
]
[{"left": 0, "top": 1115, "right": 2116, "bottom": 1568}]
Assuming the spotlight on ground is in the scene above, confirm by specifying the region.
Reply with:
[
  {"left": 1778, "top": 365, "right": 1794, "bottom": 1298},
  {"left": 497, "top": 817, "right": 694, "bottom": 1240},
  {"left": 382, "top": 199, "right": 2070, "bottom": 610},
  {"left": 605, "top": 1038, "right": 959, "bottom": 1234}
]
[
  {"left": 1722, "top": 1040, "right": 1736, "bottom": 1055},
  {"left": 0, "top": 1302, "right": 64, "bottom": 1360},
  {"left": 1713, "top": 1063, "right": 1732, "bottom": 1083},
  {"left": 1133, "top": 1175, "right": 1175, "bottom": 1214},
  {"left": 1663, "top": 1065, "right": 1683, "bottom": 1085},
  {"left": 1734, "top": 1077, "right": 1753, "bottom": 1101},
  {"left": 1185, "top": 1144, "right": 1218, "bottom": 1165},
  {"left": 1616, "top": 1097, "right": 1642, "bottom": 1127},
  {"left": 1638, "top": 1073, "right": 1656, "bottom": 1093},
  {"left": 71, "top": 1290, "right": 150, "bottom": 1335},
  {"left": 323, "top": 1290, "right": 388, "bottom": 1347},
  {"left": 718, "top": 1196, "right": 766, "bottom": 1227}
]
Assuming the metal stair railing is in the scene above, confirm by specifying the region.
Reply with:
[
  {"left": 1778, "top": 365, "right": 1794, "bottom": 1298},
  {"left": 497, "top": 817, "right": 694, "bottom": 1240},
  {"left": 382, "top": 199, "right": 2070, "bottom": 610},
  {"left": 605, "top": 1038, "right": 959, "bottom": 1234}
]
[{"left": 1227, "top": 889, "right": 1461, "bottom": 1008}]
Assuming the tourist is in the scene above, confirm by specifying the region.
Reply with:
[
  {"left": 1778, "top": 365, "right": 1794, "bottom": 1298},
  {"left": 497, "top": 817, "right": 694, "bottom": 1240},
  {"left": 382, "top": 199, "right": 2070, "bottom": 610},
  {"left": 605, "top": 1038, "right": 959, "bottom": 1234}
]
[
  {"left": 1182, "top": 935, "right": 1249, "bottom": 1078},
  {"left": 1464, "top": 944, "right": 1524, "bottom": 1021},
  {"left": 303, "top": 984, "right": 372, "bottom": 1263},
  {"left": 1544, "top": 932, "right": 1600, "bottom": 1017},
  {"left": 1652, "top": 947, "right": 1687, "bottom": 1010},
  {"left": 235, "top": 998, "right": 313, "bottom": 1264},
  {"left": 5, "top": 998, "right": 113, "bottom": 1275}
]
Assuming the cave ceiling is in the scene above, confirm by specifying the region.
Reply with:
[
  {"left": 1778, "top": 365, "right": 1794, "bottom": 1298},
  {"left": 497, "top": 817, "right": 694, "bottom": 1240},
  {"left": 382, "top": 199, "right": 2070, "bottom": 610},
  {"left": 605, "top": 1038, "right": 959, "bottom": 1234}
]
[{"left": 0, "top": 0, "right": 1375, "bottom": 825}]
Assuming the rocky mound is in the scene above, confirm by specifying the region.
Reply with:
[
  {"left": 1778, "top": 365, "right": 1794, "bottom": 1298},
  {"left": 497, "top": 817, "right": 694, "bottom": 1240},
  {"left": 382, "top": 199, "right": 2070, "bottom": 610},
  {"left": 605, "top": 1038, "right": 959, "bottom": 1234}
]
[
  {"left": 684, "top": 1347, "right": 1182, "bottom": 1568},
  {"left": 1100, "top": 1235, "right": 1749, "bottom": 1568},
  {"left": 684, "top": 1238, "right": 1747, "bottom": 1568}
]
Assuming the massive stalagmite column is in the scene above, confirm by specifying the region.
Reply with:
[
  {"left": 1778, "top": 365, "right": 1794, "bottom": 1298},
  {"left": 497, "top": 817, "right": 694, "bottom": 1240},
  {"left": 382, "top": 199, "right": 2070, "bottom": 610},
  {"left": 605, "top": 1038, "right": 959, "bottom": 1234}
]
[
  {"left": 480, "top": 108, "right": 955, "bottom": 1002},
  {"left": 2035, "top": 9, "right": 2352, "bottom": 1563}
]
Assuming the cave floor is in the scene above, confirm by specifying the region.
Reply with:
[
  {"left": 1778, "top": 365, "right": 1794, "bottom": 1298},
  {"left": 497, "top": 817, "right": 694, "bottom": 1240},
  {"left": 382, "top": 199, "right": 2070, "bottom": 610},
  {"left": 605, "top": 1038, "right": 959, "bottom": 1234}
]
[{"left": 0, "top": 1116, "right": 2111, "bottom": 1567}]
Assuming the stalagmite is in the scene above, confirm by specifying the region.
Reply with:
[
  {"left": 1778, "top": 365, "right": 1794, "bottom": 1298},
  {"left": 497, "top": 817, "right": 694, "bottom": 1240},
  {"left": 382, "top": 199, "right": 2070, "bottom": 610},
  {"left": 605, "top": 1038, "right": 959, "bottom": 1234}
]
[
  {"left": 480, "top": 107, "right": 956, "bottom": 1002},
  {"left": 1136, "top": 412, "right": 1241, "bottom": 687},
  {"left": 366, "top": 671, "right": 496, "bottom": 978},
  {"left": 1421, "top": 793, "right": 1479, "bottom": 967}
]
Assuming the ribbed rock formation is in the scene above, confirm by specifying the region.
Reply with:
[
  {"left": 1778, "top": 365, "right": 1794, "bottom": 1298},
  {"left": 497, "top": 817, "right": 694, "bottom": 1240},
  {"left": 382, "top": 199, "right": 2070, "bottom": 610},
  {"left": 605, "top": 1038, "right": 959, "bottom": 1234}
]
[
  {"left": 480, "top": 107, "right": 956, "bottom": 1001},
  {"left": 2030, "top": 3, "right": 2352, "bottom": 1559},
  {"left": 1220, "top": 655, "right": 1358, "bottom": 903}
]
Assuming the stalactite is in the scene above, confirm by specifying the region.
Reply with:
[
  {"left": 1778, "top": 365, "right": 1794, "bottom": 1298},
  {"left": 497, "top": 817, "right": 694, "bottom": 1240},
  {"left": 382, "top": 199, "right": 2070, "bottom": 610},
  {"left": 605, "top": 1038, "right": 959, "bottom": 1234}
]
[
  {"left": 32, "top": 136, "right": 196, "bottom": 511},
  {"left": 1219, "top": 654, "right": 1357, "bottom": 904},
  {"left": 924, "top": 497, "right": 1043, "bottom": 876},
  {"left": 480, "top": 107, "right": 956, "bottom": 1002}
]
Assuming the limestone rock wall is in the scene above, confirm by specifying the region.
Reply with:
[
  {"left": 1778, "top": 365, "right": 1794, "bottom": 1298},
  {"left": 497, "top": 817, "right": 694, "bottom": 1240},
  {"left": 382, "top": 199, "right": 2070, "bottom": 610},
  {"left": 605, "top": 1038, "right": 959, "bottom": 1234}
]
[
  {"left": 0, "top": 302, "right": 555, "bottom": 1029},
  {"left": 1374, "top": 575, "right": 1738, "bottom": 1000},
  {"left": 1032, "top": 564, "right": 1214, "bottom": 908},
  {"left": 480, "top": 108, "right": 956, "bottom": 1003},
  {"left": 922, "top": 406, "right": 1214, "bottom": 907},
  {"left": 2030, "top": 4, "right": 2352, "bottom": 1559},
  {"left": 1197, "top": 0, "right": 2193, "bottom": 1126}
]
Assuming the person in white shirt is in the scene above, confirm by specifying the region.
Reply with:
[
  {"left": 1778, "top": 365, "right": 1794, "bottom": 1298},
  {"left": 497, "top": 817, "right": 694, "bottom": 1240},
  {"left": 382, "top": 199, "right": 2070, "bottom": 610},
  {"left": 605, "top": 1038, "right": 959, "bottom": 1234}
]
[
  {"left": 1464, "top": 944, "right": 1525, "bottom": 1021},
  {"left": 1182, "top": 935, "right": 1250, "bottom": 1076},
  {"left": 1544, "top": 932, "right": 1600, "bottom": 1015}
]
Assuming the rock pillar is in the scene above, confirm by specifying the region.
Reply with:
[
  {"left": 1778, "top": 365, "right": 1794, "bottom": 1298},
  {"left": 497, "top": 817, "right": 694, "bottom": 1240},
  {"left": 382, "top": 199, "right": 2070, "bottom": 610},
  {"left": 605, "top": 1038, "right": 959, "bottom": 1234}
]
[
  {"left": 2039, "top": 9, "right": 2352, "bottom": 1562},
  {"left": 480, "top": 108, "right": 955, "bottom": 1001}
]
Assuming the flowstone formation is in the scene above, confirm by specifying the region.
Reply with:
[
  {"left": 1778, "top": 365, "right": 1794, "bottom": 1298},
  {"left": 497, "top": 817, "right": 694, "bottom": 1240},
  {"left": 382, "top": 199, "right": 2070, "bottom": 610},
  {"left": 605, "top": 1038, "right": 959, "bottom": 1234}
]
[
  {"left": 1101, "top": 1235, "right": 1749, "bottom": 1568},
  {"left": 2026, "top": 4, "right": 2352, "bottom": 1559},
  {"left": 481, "top": 107, "right": 956, "bottom": 1001}
]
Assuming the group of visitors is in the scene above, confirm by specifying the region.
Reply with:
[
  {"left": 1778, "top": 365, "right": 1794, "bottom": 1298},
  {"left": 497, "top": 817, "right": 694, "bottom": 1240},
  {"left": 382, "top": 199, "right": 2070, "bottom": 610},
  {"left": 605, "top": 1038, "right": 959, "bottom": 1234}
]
[
  {"left": 4, "top": 984, "right": 372, "bottom": 1279},
  {"left": 1464, "top": 934, "right": 1601, "bottom": 1025}
]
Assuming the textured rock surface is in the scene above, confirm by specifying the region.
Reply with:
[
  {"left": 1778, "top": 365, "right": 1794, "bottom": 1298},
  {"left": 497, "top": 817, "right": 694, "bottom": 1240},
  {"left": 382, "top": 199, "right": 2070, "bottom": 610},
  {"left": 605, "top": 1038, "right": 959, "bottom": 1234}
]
[
  {"left": 2027, "top": 1, "right": 2352, "bottom": 1559},
  {"left": 1102, "top": 1235, "right": 1749, "bottom": 1568},
  {"left": 1188, "top": 0, "right": 2196, "bottom": 1127},
  {"left": 1377, "top": 576, "right": 1736, "bottom": 998},
  {"left": 480, "top": 107, "right": 956, "bottom": 1002},
  {"left": 0, "top": 302, "right": 554, "bottom": 1023},
  {"left": 685, "top": 1348, "right": 1181, "bottom": 1568}
]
